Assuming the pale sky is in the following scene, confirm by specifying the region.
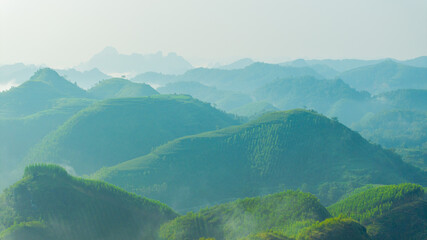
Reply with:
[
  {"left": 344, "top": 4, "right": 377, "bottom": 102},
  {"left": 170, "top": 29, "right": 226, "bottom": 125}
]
[{"left": 1, "top": 0, "right": 426, "bottom": 68}]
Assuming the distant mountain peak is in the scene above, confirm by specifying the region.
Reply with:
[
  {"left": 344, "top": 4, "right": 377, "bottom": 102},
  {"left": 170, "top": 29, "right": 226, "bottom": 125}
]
[
  {"left": 77, "top": 47, "right": 193, "bottom": 75},
  {"left": 99, "top": 46, "right": 119, "bottom": 55},
  {"left": 217, "top": 58, "right": 254, "bottom": 70},
  {"left": 29, "top": 68, "right": 65, "bottom": 83}
]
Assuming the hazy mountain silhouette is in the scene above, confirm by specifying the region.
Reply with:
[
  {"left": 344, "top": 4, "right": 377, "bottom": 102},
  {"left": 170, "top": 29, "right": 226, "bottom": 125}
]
[
  {"left": 217, "top": 58, "right": 255, "bottom": 70},
  {"left": 56, "top": 68, "right": 110, "bottom": 89},
  {"left": 76, "top": 47, "right": 193, "bottom": 75},
  {"left": 339, "top": 60, "right": 427, "bottom": 93}
]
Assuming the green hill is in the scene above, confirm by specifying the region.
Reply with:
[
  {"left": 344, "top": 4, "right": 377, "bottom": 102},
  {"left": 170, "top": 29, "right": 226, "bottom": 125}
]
[
  {"left": 88, "top": 78, "right": 159, "bottom": 99},
  {"left": 25, "top": 95, "right": 239, "bottom": 175},
  {"left": 253, "top": 77, "right": 369, "bottom": 113},
  {"left": 339, "top": 60, "right": 427, "bottom": 94},
  {"left": 159, "top": 190, "right": 330, "bottom": 240},
  {"left": 0, "top": 164, "right": 177, "bottom": 240},
  {"left": 0, "top": 98, "right": 95, "bottom": 190},
  {"left": 240, "top": 231, "right": 293, "bottom": 240},
  {"left": 327, "top": 183, "right": 424, "bottom": 223},
  {"left": 327, "top": 183, "right": 427, "bottom": 239},
  {"left": 0, "top": 68, "right": 88, "bottom": 118},
  {"left": 93, "top": 109, "right": 425, "bottom": 210},
  {"left": 296, "top": 217, "right": 371, "bottom": 240},
  {"left": 366, "top": 200, "right": 427, "bottom": 240}
]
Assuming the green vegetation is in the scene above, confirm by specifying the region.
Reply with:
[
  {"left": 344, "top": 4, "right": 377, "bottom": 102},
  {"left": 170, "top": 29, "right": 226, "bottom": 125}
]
[
  {"left": 339, "top": 60, "right": 427, "bottom": 94},
  {"left": 159, "top": 190, "right": 330, "bottom": 240},
  {"left": 296, "top": 217, "right": 371, "bottom": 240},
  {"left": 0, "top": 221, "right": 52, "bottom": 240},
  {"left": 93, "top": 110, "right": 425, "bottom": 210},
  {"left": 0, "top": 164, "right": 177, "bottom": 240},
  {"left": 88, "top": 78, "right": 159, "bottom": 99},
  {"left": 0, "top": 68, "right": 88, "bottom": 118},
  {"left": 1, "top": 59, "right": 427, "bottom": 240},
  {"left": 366, "top": 200, "right": 427, "bottom": 240},
  {"left": 25, "top": 95, "right": 239, "bottom": 174},
  {"left": 328, "top": 183, "right": 424, "bottom": 223},
  {"left": 239, "top": 231, "right": 292, "bottom": 240}
]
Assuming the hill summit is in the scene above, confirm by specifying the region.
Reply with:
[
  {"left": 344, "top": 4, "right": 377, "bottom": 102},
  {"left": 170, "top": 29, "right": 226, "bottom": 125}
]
[{"left": 0, "top": 68, "right": 87, "bottom": 117}]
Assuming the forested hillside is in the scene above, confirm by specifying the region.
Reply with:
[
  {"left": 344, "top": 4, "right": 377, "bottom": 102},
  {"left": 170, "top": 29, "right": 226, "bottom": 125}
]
[
  {"left": 93, "top": 110, "right": 426, "bottom": 211},
  {"left": 159, "top": 190, "right": 330, "bottom": 240},
  {"left": 25, "top": 95, "right": 239, "bottom": 174},
  {"left": 328, "top": 183, "right": 427, "bottom": 240},
  {"left": 1, "top": 1, "right": 426, "bottom": 239},
  {"left": 0, "top": 164, "right": 177, "bottom": 240}
]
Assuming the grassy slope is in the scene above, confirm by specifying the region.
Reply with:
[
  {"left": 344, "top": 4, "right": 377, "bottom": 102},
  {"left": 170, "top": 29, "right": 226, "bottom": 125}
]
[
  {"left": 93, "top": 109, "right": 426, "bottom": 210},
  {"left": 0, "top": 164, "right": 177, "bottom": 240},
  {"left": 25, "top": 95, "right": 239, "bottom": 175}
]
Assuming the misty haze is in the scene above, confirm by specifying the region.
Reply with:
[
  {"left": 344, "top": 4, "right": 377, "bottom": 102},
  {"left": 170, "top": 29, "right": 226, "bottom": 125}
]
[{"left": 0, "top": 0, "right": 426, "bottom": 240}]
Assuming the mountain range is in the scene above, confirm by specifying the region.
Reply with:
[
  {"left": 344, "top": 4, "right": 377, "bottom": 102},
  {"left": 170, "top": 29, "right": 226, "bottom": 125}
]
[{"left": 76, "top": 47, "right": 193, "bottom": 75}]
